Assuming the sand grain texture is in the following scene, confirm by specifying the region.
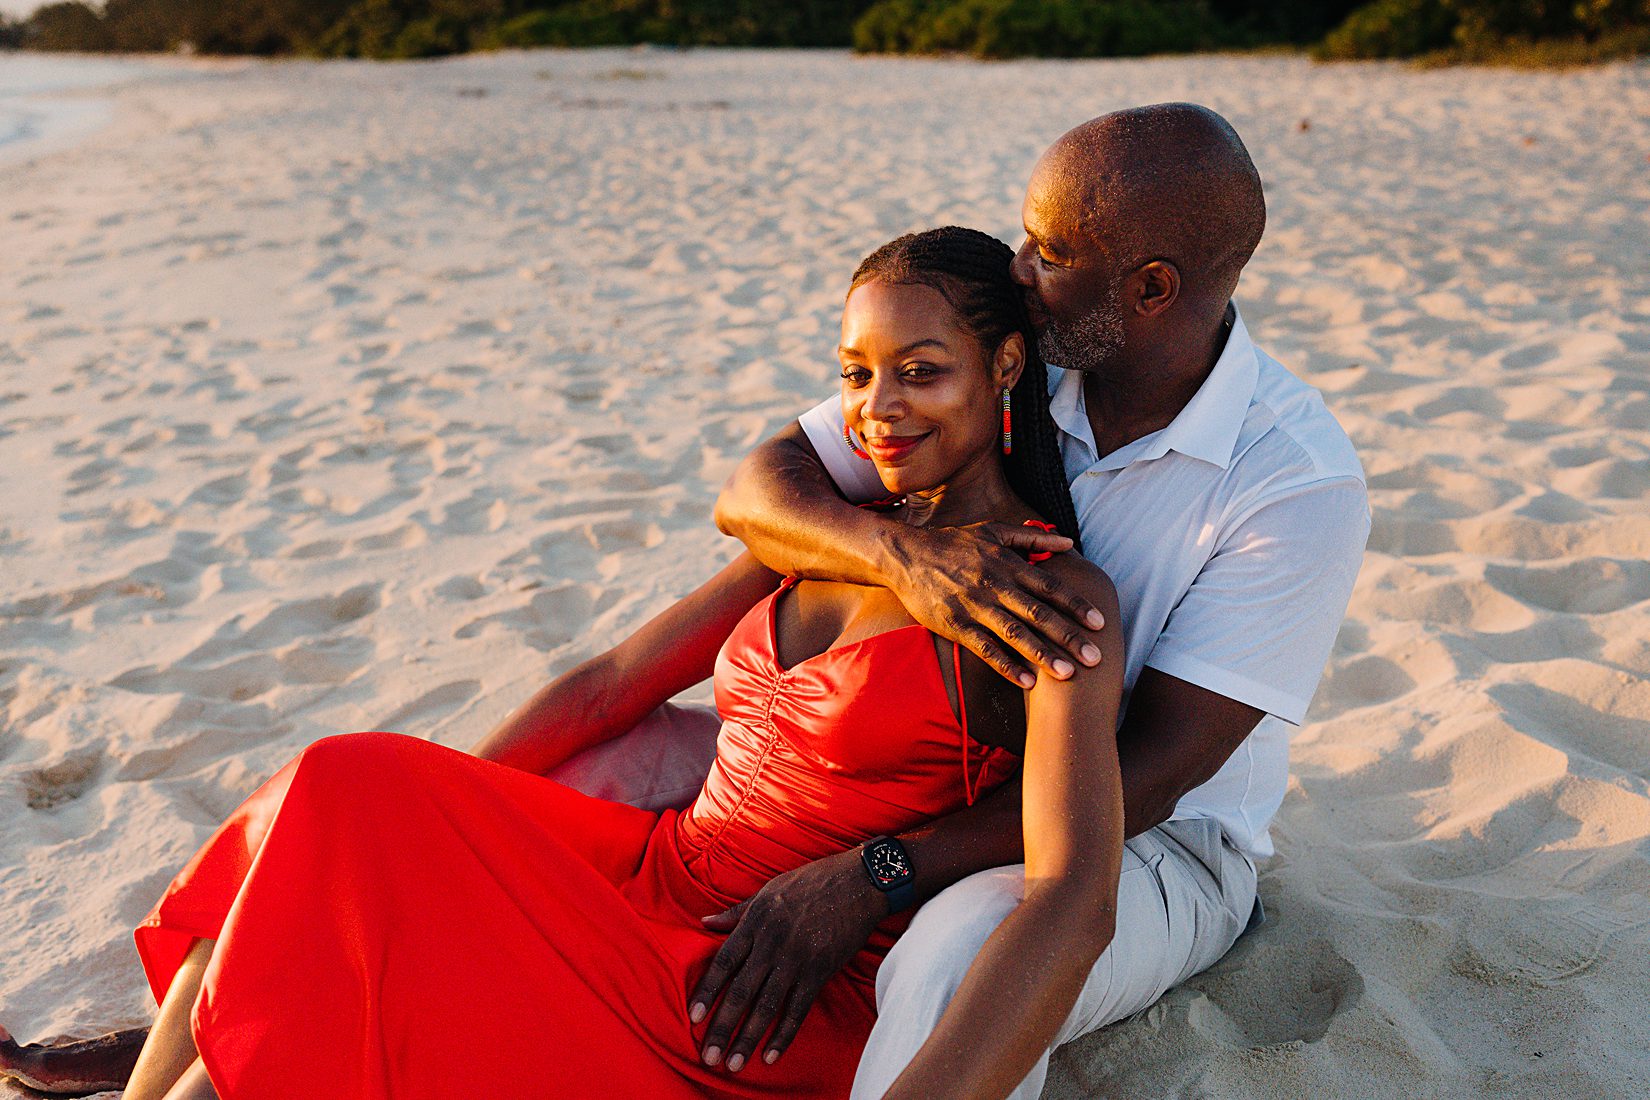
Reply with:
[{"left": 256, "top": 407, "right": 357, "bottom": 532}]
[{"left": 1, "top": 50, "right": 1647, "bottom": 1099}]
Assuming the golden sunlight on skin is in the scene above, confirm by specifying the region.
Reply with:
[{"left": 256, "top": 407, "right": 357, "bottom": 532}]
[{"left": 838, "top": 280, "right": 1021, "bottom": 500}]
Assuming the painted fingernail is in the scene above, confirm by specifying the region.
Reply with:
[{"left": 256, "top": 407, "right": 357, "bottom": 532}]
[
  {"left": 1087, "top": 611, "right": 1105, "bottom": 628},
  {"left": 765, "top": 1049, "right": 780, "bottom": 1064},
  {"left": 1018, "top": 672, "right": 1035, "bottom": 689},
  {"left": 1081, "top": 644, "right": 1101, "bottom": 665},
  {"left": 728, "top": 1053, "right": 745, "bottom": 1072},
  {"left": 1053, "top": 659, "right": 1075, "bottom": 678},
  {"left": 690, "top": 1003, "right": 706, "bottom": 1024},
  {"left": 704, "top": 1045, "right": 722, "bottom": 1066}
]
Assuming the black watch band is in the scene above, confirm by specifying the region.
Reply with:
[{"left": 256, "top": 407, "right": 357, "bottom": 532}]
[{"left": 860, "top": 835, "right": 916, "bottom": 914}]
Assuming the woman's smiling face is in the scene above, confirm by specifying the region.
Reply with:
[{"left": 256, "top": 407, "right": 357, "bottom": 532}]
[{"left": 838, "top": 279, "right": 1016, "bottom": 496}]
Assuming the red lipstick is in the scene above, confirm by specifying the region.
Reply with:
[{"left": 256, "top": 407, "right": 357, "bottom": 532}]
[{"left": 864, "top": 432, "right": 929, "bottom": 461}]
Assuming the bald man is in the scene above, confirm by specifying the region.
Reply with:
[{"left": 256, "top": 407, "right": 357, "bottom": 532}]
[
  {"left": 693, "top": 103, "right": 1369, "bottom": 1096},
  {"left": 487, "top": 104, "right": 1369, "bottom": 1096}
]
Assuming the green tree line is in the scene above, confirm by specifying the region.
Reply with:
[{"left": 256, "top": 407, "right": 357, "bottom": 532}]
[{"left": 1, "top": 0, "right": 1645, "bottom": 62}]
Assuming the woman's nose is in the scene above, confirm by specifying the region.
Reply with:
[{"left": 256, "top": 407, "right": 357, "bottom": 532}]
[{"left": 861, "top": 374, "right": 903, "bottom": 422}]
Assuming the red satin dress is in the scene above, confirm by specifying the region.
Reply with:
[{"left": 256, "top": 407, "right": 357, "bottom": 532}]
[{"left": 133, "top": 577, "right": 1020, "bottom": 1099}]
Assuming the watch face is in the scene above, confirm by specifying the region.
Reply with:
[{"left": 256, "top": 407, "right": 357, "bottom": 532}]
[{"left": 868, "top": 842, "right": 910, "bottom": 885}]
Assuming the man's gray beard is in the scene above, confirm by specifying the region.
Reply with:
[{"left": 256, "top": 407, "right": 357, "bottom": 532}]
[{"left": 1036, "top": 289, "right": 1126, "bottom": 373}]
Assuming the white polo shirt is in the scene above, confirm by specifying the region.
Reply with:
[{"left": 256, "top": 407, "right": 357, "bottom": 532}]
[{"left": 798, "top": 306, "right": 1369, "bottom": 859}]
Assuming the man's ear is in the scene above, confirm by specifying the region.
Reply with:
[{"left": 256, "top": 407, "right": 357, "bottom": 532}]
[
  {"left": 993, "top": 331, "right": 1028, "bottom": 391},
  {"left": 1132, "top": 260, "right": 1181, "bottom": 318}
]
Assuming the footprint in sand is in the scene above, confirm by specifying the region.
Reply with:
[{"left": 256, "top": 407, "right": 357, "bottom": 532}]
[
  {"left": 1365, "top": 512, "right": 1457, "bottom": 557},
  {"left": 430, "top": 491, "right": 507, "bottom": 536},
  {"left": 432, "top": 574, "right": 487, "bottom": 601},
  {"left": 454, "top": 585, "right": 595, "bottom": 652},
  {"left": 105, "top": 586, "right": 385, "bottom": 704},
  {"left": 21, "top": 749, "right": 106, "bottom": 810},
  {"left": 285, "top": 538, "right": 345, "bottom": 561},
  {"left": 1178, "top": 937, "right": 1364, "bottom": 1047},
  {"left": 186, "top": 474, "right": 250, "bottom": 508},
  {"left": 112, "top": 653, "right": 281, "bottom": 702},
  {"left": 1314, "top": 655, "right": 1418, "bottom": 712},
  {"left": 1491, "top": 670, "right": 1650, "bottom": 779},
  {"left": 379, "top": 680, "right": 482, "bottom": 732},
  {"left": 351, "top": 523, "right": 428, "bottom": 552},
  {"left": 1484, "top": 558, "right": 1650, "bottom": 616},
  {"left": 1547, "top": 451, "right": 1650, "bottom": 500}
]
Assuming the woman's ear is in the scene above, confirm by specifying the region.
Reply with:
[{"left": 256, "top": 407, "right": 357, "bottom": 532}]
[{"left": 993, "top": 331, "right": 1027, "bottom": 391}]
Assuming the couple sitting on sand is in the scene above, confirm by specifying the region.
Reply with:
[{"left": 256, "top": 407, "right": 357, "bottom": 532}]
[{"left": 32, "top": 102, "right": 1367, "bottom": 1100}]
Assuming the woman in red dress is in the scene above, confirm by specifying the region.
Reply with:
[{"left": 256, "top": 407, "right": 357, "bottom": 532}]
[{"left": 116, "top": 227, "right": 1127, "bottom": 1100}]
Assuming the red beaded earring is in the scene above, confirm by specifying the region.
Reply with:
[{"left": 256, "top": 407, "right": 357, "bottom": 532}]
[
  {"left": 1001, "top": 388, "right": 1012, "bottom": 455},
  {"left": 843, "top": 423, "right": 871, "bottom": 460}
]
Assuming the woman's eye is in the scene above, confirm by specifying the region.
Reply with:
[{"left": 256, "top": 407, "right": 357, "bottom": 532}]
[
  {"left": 840, "top": 367, "right": 870, "bottom": 384},
  {"left": 901, "top": 364, "right": 936, "bottom": 380}
]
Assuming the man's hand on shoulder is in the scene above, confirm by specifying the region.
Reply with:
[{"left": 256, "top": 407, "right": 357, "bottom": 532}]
[{"left": 879, "top": 520, "right": 1105, "bottom": 688}]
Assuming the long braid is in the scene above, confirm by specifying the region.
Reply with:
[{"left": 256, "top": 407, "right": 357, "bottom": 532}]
[{"left": 849, "top": 227, "right": 1082, "bottom": 553}]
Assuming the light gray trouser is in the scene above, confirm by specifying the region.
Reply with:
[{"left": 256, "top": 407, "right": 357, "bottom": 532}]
[
  {"left": 849, "top": 814, "right": 1258, "bottom": 1100},
  {"left": 548, "top": 704, "right": 1259, "bottom": 1100}
]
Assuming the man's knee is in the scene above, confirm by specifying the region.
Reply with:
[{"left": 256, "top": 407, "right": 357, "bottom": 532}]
[{"left": 876, "top": 866, "right": 1025, "bottom": 1013}]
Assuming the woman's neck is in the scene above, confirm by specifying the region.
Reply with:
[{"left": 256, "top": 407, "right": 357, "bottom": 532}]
[{"left": 898, "top": 455, "right": 1026, "bottom": 531}]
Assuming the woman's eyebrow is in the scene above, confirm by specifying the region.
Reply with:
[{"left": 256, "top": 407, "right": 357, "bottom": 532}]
[{"left": 837, "top": 338, "right": 950, "bottom": 357}]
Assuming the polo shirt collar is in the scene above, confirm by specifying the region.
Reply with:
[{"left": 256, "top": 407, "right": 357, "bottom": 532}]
[{"left": 1045, "top": 304, "right": 1261, "bottom": 473}]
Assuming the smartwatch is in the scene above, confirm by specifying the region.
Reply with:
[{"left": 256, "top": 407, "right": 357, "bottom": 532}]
[{"left": 860, "top": 835, "right": 916, "bottom": 914}]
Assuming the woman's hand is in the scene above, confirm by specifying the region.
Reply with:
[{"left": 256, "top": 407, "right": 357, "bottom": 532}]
[{"left": 689, "top": 850, "right": 885, "bottom": 1073}]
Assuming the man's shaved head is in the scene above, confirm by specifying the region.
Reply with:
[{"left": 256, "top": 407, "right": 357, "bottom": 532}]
[{"left": 1038, "top": 103, "right": 1265, "bottom": 309}]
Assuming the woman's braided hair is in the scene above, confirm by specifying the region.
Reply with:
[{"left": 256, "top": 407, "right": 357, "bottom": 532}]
[{"left": 849, "top": 226, "right": 1082, "bottom": 552}]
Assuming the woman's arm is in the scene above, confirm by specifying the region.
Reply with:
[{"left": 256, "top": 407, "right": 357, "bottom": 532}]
[
  {"left": 881, "top": 556, "right": 1126, "bottom": 1100},
  {"left": 468, "top": 552, "right": 780, "bottom": 775}
]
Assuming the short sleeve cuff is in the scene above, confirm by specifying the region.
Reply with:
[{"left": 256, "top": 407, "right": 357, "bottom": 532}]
[
  {"left": 1144, "top": 649, "right": 1312, "bottom": 726},
  {"left": 797, "top": 399, "right": 887, "bottom": 504}
]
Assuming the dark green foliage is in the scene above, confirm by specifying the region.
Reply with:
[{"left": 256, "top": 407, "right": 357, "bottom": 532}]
[
  {"left": 20, "top": 1, "right": 114, "bottom": 49},
  {"left": 1315, "top": 0, "right": 1457, "bottom": 59},
  {"left": 8, "top": 0, "right": 1647, "bottom": 60},
  {"left": 480, "top": 4, "right": 629, "bottom": 48},
  {"left": 1319, "top": 0, "right": 1650, "bottom": 61},
  {"left": 853, "top": 0, "right": 1219, "bottom": 57},
  {"left": 316, "top": 0, "right": 465, "bottom": 57},
  {"left": 484, "top": 0, "right": 879, "bottom": 48},
  {"left": 849, "top": 0, "right": 929, "bottom": 52},
  {"left": 1446, "top": 0, "right": 1585, "bottom": 47},
  {"left": 17, "top": 0, "right": 354, "bottom": 53},
  {"left": 1205, "top": 0, "right": 1365, "bottom": 43}
]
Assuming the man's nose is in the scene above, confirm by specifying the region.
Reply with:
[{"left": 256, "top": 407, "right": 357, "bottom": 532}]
[{"left": 1009, "top": 240, "right": 1035, "bottom": 287}]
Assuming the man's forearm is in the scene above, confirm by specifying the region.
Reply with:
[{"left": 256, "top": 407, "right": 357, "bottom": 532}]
[
  {"left": 714, "top": 430, "right": 898, "bottom": 587},
  {"left": 896, "top": 776, "right": 1025, "bottom": 905}
]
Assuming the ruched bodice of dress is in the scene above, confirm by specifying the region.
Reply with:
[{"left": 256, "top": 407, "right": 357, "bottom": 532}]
[{"left": 676, "top": 580, "right": 1021, "bottom": 903}]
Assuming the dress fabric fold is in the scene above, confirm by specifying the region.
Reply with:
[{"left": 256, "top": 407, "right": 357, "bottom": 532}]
[{"left": 134, "top": 583, "right": 1020, "bottom": 1099}]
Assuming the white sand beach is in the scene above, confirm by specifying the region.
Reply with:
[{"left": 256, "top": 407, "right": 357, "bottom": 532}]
[{"left": 1, "top": 48, "right": 1648, "bottom": 1099}]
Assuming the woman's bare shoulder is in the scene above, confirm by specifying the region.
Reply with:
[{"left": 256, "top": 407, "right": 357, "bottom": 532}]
[{"left": 1040, "top": 550, "right": 1119, "bottom": 616}]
